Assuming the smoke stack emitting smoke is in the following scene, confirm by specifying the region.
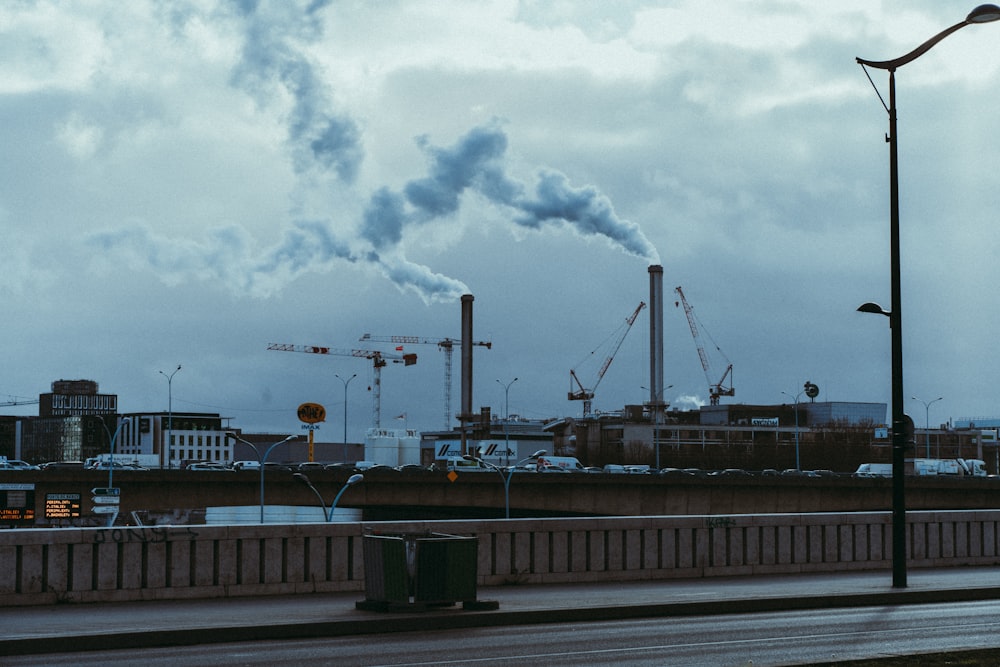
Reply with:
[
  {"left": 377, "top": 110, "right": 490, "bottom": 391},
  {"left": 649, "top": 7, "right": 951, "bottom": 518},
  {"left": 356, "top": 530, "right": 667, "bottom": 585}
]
[{"left": 86, "top": 3, "right": 660, "bottom": 302}]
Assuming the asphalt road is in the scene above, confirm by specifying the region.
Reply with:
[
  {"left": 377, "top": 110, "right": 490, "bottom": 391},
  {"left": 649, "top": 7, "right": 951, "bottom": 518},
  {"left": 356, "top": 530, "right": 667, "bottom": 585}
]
[{"left": 7, "top": 599, "right": 1000, "bottom": 667}]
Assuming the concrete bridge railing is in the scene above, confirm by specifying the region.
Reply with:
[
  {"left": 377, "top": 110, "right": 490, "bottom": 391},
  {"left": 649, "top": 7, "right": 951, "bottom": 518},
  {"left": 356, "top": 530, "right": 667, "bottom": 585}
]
[{"left": 2, "top": 510, "right": 1000, "bottom": 606}]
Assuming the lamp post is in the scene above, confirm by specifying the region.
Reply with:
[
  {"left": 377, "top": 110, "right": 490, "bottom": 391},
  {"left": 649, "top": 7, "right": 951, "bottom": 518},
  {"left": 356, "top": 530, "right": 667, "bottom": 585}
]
[
  {"left": 497, "top": 378, "right": 518, "bottom": 465},
  {"left": 336, "top": 373, "right": 356, "bottom": 462},
  {"left": 97, "top": 416, "right": 132, "bottom": 490},
  {"left": 227, "top": 432, "right": 298, "bottom": 523},
  {"left": 781, "top": 391, "right": 804, "bottom": 471},
  {"left": 159, "top": 364, "right": 181, "bottom": 468},
  {"left": 293, "top": 472, "right": 364, "bottom": 521},
  {"left": 329, "top": 473, "right": 364, "bottom": 521},
  {"left": 912, "top": 396, "right": 943, "bottom": 458},
  {"left": 643, "top": 384, "right": 672, "bottom": 470},
  {"left": 465, "top": 449, "right": 545, "bottom": 519},
  {"left": 857, "top": 4, "right": 1000, "bottom": 589}
]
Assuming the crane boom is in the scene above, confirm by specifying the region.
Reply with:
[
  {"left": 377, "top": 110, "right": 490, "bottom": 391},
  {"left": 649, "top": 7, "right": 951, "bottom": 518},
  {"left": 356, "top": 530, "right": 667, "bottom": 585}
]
[
  {"left": 569, "top": 302, "right": 645, "bottom": 416},
  {"left": 266, "top": 343, "right": 416, "bottom": 428},
  {"left": 359, "top": 334, "right": 491, "bottom": 429},
  {"left": 674, "top": 286, "right": 734, "bottom": 406}
]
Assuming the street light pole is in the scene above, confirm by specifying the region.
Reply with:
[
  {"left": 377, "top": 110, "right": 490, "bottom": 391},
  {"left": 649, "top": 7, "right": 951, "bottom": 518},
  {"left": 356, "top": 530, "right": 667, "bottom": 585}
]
[
  {"left": 465, "top": 449, "right": 545, "bottom": 519},
  {"left": 98, "top": 416, "right": 132, "bottom": 491},
  {"left": 781, "top": 391, "right": 804, "bottom": 471},
  {"left": 336, "top": 373, "right": 357, "bottom": 462},
  {"left": 497, "top": 378, "right": 518, "bottom": 466},
  {"left": 294, "top": 472, "right": 364, "bottom": 522},
  {"left": 912, "top": 396, "right": 943, "bottom": 458},
  {"left": 227, "top": 432, "right": 298, "bottom": 523},
  {"left": 857, "top": 4, "right": 1000, "bottom": 589},
  {"left": 329, "top": 473, "right": 364, "bottom": 521},
  {"left": 159, "top": 364, "right": 181, "bottom": 468}
]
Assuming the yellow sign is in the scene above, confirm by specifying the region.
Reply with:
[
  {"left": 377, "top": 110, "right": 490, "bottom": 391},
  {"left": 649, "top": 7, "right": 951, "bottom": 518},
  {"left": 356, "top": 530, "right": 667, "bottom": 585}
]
[{"left": 297, "top": 402, "right": 326, "bottom": 424}]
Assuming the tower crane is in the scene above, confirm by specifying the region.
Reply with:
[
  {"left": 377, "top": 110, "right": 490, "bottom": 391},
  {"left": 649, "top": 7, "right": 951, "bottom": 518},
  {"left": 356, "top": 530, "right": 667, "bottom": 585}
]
[
  {"left": 266, "top": 343, "right": 416, "bottom": 428},
  {"left": 359, "top": 333, "right": 492, "bottom": 429},
  {"left": 0, "top": 397, "right": 39, "bottom": 408},
  {"left": 568, "top": 302, "right": 645, "bottom": 417},
  {"left": 674, "top": 286, "right": 734, "bottom": 406}
]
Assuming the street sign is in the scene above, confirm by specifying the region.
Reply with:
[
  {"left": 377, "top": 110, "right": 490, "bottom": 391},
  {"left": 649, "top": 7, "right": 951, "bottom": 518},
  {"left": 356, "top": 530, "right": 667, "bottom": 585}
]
[
  {"left": 91, "top": 487, "right": 121, "bottom": 496},
  {"left": 91, "top": 506, "right": 118, "bottom": 514},
  {"left": 92, "top": 495, "right": 120, "bottom": 505}
]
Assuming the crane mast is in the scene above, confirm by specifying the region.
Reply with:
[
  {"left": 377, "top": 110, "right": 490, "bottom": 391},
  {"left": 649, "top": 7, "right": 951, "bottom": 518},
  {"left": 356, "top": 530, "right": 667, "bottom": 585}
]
[
  {"left": 359, "top": 334, "right": 491, "bottom": 429},
  {"left": 674, "top": 286, "right": 734, "bottom": 406},
  {"left": 569, "top": 302, "right": 646, "bottom": 417},
  {"left": 266, "top": 343, "right": 416, "bottom": 428}
]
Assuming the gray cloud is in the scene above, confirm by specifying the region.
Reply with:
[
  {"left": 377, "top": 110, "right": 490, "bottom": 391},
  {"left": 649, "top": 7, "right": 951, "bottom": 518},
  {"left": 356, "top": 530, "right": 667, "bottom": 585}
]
[{"left": 230, "top": 0, "right": 362, "bottom": 182}]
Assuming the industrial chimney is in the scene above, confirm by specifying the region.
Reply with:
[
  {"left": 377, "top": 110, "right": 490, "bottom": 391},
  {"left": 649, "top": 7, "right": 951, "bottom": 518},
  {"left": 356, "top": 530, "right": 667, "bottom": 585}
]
[
  {"left": 460, "top": 293, "right": 474, "bottom": 453},
  {"left": 648, "top": 265, "right": 664, "bottom": 407}
]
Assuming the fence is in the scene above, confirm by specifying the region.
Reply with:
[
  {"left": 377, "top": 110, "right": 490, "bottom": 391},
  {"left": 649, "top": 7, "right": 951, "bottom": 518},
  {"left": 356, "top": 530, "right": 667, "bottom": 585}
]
[{"left": 2, "top": 510, "right": 999, "bottom": 606}]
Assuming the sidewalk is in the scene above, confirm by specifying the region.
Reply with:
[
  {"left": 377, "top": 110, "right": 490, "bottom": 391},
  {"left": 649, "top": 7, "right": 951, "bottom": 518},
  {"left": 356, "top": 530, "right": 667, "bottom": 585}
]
[{"left": 3, "top": 566, "right": 1000, "bottom": 657}]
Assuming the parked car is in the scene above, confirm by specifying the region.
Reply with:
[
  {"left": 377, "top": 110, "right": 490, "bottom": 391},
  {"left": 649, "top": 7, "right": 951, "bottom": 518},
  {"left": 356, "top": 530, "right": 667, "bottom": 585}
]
[
  {"left": 41, "top": 461, "right": 85, "bottom": 470},
  {"left": 187, "top": 462, "right": 231, "bottom": 471},
  {"left": 233, "top": 460, "right": 261, "bottom": 471},
  {"left": 0, "top": 458, "right": 40, "bottom": 470}
]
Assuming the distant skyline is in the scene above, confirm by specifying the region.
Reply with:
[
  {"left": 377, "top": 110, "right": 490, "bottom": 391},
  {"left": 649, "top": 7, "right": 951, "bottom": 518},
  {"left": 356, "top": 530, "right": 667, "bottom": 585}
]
[{"left": 3, "top": 1, "right": 1000, "bottom": 441}]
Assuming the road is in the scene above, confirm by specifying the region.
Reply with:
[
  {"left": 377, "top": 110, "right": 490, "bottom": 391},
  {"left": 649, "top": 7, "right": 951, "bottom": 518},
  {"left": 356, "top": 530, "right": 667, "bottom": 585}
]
[{"left": 7, "top": 600, "right": 1000, "bottom": 666}]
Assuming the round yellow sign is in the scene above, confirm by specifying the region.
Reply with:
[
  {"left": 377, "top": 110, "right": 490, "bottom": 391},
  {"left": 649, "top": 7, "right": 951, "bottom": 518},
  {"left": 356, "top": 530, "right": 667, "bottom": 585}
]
[{"left": 297, "top": 402, "right": 326, "bottom": 424}]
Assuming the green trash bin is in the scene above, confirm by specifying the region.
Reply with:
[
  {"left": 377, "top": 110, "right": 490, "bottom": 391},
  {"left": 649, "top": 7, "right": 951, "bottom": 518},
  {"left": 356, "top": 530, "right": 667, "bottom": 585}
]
[{"left": 356, "top": 531, "right": 498, "bottom": 612}]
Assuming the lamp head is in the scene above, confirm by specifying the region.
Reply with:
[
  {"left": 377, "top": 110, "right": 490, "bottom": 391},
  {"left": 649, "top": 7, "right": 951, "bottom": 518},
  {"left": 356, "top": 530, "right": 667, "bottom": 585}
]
[
  {"left": 292, "top": 472, "right": 312, "bottom": 486},
  {"left": 530, "top": 449, "right": 546, "bottom": 459},
  {"left": 346, "top": 473, "right": 364, "bottom": 486},
  {"left": 857, "top": 302, "right": 890, "bottom": 317},
  {"left": 968, "top": 4, "right": 1000, "bottom": 23}
]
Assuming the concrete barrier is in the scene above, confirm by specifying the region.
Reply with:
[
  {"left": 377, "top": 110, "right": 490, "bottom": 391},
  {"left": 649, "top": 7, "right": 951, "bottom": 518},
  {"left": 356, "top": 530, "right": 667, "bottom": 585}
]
[{"left": 2, "top": 510, "right": 1000, "bottom": 606}]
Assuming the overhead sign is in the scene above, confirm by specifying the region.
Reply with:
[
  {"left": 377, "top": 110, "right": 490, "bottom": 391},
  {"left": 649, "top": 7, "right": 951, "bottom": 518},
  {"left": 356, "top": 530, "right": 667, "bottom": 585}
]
[
  {"left": 297, "top": 402, "right": 326, "bottom": 424},
  {"left": 92, "top": 495, "right": 120, "bottom": 505},
  {"left": 92, "top": 506, "right": 119, "bottom": 515},
  {"left": 45, "top": 493, "right": 81, "bottom": 519},
  {"left": 91, "top": 487, "right": 121, "bottom": 496}
]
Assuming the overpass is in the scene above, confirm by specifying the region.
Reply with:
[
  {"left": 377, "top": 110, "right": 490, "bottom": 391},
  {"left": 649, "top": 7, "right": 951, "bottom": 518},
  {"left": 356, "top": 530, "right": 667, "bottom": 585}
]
[{"left": 6, "top": 468, "right": 1000, "bottom": 526}]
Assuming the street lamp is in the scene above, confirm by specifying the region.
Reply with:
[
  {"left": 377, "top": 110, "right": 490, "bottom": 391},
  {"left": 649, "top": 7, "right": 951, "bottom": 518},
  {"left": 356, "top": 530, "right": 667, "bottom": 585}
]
[
  {"left": 329, "top": 473, "right": 364, "bottom": 521},
  {"left": 227, "top": 432, "right": 298, "bottom": 523},
  {"left": 642, "top": 384, "right": 672, "bottom": 470},
  {"left": 293, "top": 472, "right": 364, "bottom": 521},
  {"left": 497, "top": 378, "right": 518, "bottom": 465},
  {"left": 97, "top": 416, "right": 132, "bottom": 490},
  {"left": 912, "top": 396, "right": 943, "bottom": 458},
  {"left": 464, "top": 449, "right": 545, "bottom": 519},
  {"left": 159, "top": 364, "right": 181, "bottom": 468},
  {"left": 856, "top": 4, "right": 1000, "bottom": 589},
  {"left": 336, "top": 373, "right": 357, "bottom": 462},
  {"left": 781, "top": 391, "right": 804, "bottom": 471}
]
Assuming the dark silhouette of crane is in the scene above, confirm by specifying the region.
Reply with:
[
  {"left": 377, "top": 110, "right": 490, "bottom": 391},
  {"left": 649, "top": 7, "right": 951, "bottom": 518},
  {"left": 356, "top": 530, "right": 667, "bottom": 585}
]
[
  {"left": 359, "top": 334, "right": 491, "bottom": 429},
  {"left": 675, "top": 286, "right": 733, "bottom": 406},
  {"left": 266, "top": 343, "right": 416, "bottom": 428},
  {"left": 569, "top": 302, "right": 645, "bottom": 417}
]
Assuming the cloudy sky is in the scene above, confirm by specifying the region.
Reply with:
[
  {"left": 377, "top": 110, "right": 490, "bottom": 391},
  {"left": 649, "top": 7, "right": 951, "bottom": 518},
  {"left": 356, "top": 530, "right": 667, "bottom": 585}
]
[{"left": 3, "top": 0, "right": 1000, "bottom": 441}]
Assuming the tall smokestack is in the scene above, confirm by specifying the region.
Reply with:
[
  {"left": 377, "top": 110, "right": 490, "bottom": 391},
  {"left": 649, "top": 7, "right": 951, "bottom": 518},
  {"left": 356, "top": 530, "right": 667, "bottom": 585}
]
[
  {"left": 648, "top": 265, "right": 664, "bottom": 407},
  {"left": 460, "top": 293, "right": 474, "bottom": 453}
]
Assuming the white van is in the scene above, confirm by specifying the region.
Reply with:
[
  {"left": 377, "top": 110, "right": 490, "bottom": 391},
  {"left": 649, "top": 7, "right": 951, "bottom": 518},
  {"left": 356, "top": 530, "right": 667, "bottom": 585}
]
[
  {"left": 536, "top": 456, "right": 584, "bottom": 472},
  {"left": 443, "top": 456, "right": 489, "bottom": 472}
]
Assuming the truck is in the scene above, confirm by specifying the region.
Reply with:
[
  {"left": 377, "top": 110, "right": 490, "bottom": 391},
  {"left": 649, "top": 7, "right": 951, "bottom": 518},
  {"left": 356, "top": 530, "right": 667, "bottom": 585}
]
[
  {"left": 854, "top": 458, "right": 987, "bottom": 478},
  {"left": 536, "top": 456, "right": 584, "bottom": 472},
  {"left": 910, "top": 457, "right": 987, "bottom": 477},
  {"left": 85, "top": 453, "right": 161, "bottom": 470},
  {"left": 443, "top": 456, "right": 489, "bottom": 472}
]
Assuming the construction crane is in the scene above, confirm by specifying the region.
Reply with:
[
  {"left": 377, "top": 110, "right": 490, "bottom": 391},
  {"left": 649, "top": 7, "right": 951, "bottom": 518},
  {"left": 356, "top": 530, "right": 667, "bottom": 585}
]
[
  {"left": 359, "top": 333, "right": 492, "bottom": 429},
  {"left": 569, "top": 302, "right": 645, "bottom": 417},
  {"left": 266, "top": 343, "right": 417, "bottom": 428},
  {"left": 674, "top": 286, "right": 734, "bottom": 406},
  {"left": 0, "top": 397, "right": 39, "bottom": 407}
]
